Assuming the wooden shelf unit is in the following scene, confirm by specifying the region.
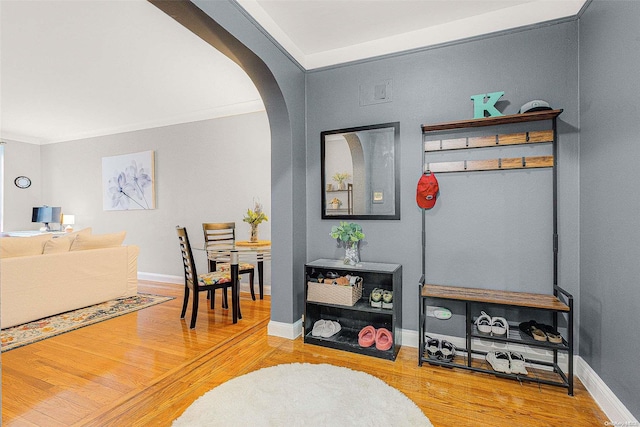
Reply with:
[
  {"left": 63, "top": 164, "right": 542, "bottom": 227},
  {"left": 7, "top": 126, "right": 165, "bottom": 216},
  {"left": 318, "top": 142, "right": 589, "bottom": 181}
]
[
  {"left": 423, "top": 110, "right": 562, "bottom": 174},
  {"left": 325, "top": 183, "right": 353, "bottom": 215},
  {"left": 419, "top": 109, "right": 574, "bottom": 394},
  {"left": 304, "top": 259, "right": 402, "bottom": 360}
]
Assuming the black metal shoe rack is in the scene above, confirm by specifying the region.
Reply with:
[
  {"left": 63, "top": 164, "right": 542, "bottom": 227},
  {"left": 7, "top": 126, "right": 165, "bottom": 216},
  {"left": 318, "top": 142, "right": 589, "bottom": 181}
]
[{"left": 417, "top": 110, "right": 574, "bottom": 395}]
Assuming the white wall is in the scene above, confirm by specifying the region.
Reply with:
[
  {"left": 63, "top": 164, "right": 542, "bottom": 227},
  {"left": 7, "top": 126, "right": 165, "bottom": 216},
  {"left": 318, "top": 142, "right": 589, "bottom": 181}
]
[
  {"left": 2, "top": 141, "right": 42, "bottom": 232},
  {"left": 29, "top": 111, "right": 271, "bottom": 281}
]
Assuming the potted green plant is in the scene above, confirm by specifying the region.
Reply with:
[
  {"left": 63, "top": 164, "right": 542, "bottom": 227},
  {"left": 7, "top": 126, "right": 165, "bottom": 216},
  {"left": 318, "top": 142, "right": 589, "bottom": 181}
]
[
  {"left": 329, "top": 222, "right": 365, "bottom": 265},
  {"left": 330, "top": 197, "right": 342, "bottom": 209}
]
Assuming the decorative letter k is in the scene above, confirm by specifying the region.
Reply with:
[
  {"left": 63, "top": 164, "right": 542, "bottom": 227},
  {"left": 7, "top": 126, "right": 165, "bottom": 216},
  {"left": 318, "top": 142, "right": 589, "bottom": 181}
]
[{"left": 470, "top": 91, "right": 505, "bottom": 118}]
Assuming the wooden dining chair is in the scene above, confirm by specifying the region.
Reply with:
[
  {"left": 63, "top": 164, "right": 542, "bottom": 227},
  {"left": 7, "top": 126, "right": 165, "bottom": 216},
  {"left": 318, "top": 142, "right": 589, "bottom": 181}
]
[
  {"left": 202, "top": 222, "right": 258, "bottom": 301},
  {"left": 176, "top": 226, "right": 240, "bottom": 328}
]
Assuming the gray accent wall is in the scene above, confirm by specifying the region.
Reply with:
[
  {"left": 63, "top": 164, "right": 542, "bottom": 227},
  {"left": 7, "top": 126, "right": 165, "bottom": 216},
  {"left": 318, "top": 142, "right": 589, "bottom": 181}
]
[
  {"left": 166, "top": 0, "right": 308, "bottom": 323},
  {"left": 306, "top": 22, "right": 580, "bottom": 338},
  {"left": 579, "top": 0, "right": 640, "bottom": 418}
]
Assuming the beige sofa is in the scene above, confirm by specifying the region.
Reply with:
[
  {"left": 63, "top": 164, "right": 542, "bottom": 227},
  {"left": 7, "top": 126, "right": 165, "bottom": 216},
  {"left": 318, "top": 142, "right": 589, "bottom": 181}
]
[{"left": 1, "top": 229, "right": 139, "bottom": 328}]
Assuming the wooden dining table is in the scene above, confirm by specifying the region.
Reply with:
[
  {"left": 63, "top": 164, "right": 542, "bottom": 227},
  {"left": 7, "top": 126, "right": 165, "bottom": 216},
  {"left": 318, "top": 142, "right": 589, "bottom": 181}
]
[{"left": 197, "top": 241, "right": 271, "bottom": 324}]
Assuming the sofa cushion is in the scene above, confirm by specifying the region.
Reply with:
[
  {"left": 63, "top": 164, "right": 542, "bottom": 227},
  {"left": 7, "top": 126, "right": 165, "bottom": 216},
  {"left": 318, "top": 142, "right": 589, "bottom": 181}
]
[
  {"left": 42, "top": 227, "right": 93, "bottom": 254},
  {"left": 70, "top": 231, "right": 126, "bottom": 251},
  {"left": 43, "top": 237, "right": 73, "bottom": 254},
  {"left": 0, "top": 234, "right": 52, "bottom": 258}
]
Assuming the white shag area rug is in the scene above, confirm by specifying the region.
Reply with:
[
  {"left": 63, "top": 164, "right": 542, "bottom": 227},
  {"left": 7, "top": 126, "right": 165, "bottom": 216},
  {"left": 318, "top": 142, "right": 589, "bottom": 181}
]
[{"left": 173, "top": 362, "right": 433, "bottom": 427}]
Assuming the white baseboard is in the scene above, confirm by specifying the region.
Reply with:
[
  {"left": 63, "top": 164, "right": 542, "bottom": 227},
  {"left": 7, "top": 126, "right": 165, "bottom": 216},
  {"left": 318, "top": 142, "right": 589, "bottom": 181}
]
[
  {"left": 138, "top": 272, "right": 182, "bottom": 284},
  {"left": 575, "top": 356, "right": 639, "bottom": 425},
  {"left": 268, "top": 318, "right": 303, "bottom": 339}
]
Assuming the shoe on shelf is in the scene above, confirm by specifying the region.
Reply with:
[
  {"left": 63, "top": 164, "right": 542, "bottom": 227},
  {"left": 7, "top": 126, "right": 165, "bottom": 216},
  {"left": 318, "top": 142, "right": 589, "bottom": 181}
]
[
  {"left": 311, "top": 319, "right": 327, "bottom": 337},
  {"left": 320, "top": 320, "right": 341, "bottom": 338},
  {"left": 475, "top": 311, "right": 492, "bottom": 335},
  {"left": 486, "top": 351, "right": 511, "bottom": 374},
  {"left": 529, "top": 321, "right": 548, "bottom": 342},
  {"left": 358, "top": 325, "right": 376, "bottom": 347},
  {"left": 320, "top": 320, "right": 342, "bottom": 338},
  {"left": 508, "top": 351, "right": 528, "bottom": 375},
  {"left": 439, "top": 340, "right": 456, "bottom": 362},
  {"left": 370, "top": 288, "right": 383, "bottom": 308},
  {"left": 539, "top": 323, "right": 563, "bottom": 344},
  {"left": 491, "top": 316, "right": 509, "bottom": 338},
  {"left": 375, "top": 327, "right": 393, "bottom": 351},
  {"left": 425, "top": 335, "right": 440, "bottom": 360},
  {"left": 382, "top": 290, "right": 393, "bottom": 309},
  {"left": 518, "top": 320, "right": 533, "bottom": 338},
  {"left": 311, "top": 319, "right": 341, "bottom": 338}
]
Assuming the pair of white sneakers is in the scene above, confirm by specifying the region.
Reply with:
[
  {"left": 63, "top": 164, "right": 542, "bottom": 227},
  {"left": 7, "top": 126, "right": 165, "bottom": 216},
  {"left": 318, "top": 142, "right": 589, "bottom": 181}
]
[
  {"left": 311, "top": 319, "right": 341, "bottom": 338},
  {"left": 475, "top": 311, "right": 509, "bottom": 338},
  {"left": 486, "top": 351, "right": 528, "bottom": 375}
]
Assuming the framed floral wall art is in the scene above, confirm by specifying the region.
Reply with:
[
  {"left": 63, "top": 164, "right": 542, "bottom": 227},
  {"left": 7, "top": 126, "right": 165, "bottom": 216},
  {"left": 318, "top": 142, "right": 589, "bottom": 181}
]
[{"left": 102, "top": 150, "right": 156, "bottom": 210}]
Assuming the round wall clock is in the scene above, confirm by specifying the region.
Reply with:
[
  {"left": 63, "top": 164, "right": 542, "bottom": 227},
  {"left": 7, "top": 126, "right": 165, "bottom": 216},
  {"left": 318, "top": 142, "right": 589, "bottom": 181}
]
[{"left": 14, "top": 176, "right": 31, "bottom": 189}]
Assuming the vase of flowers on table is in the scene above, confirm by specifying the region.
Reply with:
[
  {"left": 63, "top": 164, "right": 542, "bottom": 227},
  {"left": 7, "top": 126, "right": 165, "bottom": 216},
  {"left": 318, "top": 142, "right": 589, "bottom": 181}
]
[{"left": 243, "top": 200, "right": 268, "bottom": 242}]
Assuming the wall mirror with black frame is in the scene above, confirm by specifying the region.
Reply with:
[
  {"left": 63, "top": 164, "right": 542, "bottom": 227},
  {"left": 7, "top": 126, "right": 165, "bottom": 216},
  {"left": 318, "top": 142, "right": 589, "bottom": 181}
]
[{"left": 321, "top": 122, "right": 400, "bottom": 220}]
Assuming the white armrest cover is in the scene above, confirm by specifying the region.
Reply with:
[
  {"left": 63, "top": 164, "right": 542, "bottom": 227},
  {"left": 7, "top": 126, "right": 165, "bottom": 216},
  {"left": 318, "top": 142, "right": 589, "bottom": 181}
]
[{"left": 1, "top": 245, "right": 139, "bottom": 329}]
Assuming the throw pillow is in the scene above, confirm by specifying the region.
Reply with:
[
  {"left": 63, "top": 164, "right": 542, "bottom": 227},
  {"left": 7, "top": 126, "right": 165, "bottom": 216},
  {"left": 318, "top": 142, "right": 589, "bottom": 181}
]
[
  {"left": 65, "top": 227, "right": 93, "bottom": 239},
  {"left": 0, "top": 234, "right": 52, "bottom": 258},
  {"left": 69, "top": 231, "right": 126, "bottom": 251},
  {"left": 43, "top": 236, "right": 73, "bottom": 254},
  {"left": 42, "top": 227, "right": 93, "bottom": 254}
]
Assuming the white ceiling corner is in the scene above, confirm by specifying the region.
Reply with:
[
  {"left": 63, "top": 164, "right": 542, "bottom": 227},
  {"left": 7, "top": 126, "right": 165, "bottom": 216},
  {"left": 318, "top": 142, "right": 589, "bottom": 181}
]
[
  {"left": 0, "top": 0, "right": 586, "bottom": 145},
  {"left": 237, "top": 0, "right": 586, "bottom": 70}
]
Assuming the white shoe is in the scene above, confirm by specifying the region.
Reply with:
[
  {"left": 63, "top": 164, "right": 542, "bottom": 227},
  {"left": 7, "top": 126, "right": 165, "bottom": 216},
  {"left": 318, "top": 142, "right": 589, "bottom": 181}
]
[
  {"left": 508, "top": 351, "right": 528, "bottom": 375},
  {"left": 320, "top": 320, "right": 341, "bottom": 338},
  {"left": 491, "top": 316, "right": 509, "bottom": 337},
  {"left": 311, "top": 319, "right": 327, "bottom": 337},
  {"left": 475, "top": 311, "right": 492, "bottom": 334},
  {"left": 486, "top": 351, "right": 511, "bottom": 374}
]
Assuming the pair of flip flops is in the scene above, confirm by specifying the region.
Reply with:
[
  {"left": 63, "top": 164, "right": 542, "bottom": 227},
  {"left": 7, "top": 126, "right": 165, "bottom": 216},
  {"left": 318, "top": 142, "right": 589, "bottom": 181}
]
[
  {"left": 358, "top": 325, "right": 393, "bottom": 351},
  {"left": 519, "top": 320, "right": 562, "bottom": 343},
  {"left": 311, "top": 319, "right": 341, "bottom": 338}
]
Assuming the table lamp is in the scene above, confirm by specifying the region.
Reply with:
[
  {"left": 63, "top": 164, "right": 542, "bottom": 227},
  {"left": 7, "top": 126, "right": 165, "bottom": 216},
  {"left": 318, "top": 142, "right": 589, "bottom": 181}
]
[
  {"left": 61, "top": 214, "right": 75, "bottom": 232},
  {"left": 32, "top": 206, "right": 61, "bottom": 232}
]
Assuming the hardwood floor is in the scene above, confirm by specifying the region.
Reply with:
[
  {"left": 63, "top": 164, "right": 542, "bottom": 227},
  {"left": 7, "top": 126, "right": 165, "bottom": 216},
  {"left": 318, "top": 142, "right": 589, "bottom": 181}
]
[{"left": 2, "top": 281, "right": 608, "bottom": 426}]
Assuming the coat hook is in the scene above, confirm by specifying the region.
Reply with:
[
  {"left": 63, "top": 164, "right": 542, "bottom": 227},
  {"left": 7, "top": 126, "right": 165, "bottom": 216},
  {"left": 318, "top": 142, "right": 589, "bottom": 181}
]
[{"left": 522, "top": 157, "right": 526, "bottom": 167}]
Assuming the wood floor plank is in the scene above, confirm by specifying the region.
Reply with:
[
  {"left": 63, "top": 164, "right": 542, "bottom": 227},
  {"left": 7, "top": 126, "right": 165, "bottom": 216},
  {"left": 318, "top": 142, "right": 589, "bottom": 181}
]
[{"left": 2, "top": 281, "right": 609, "bottom": 427}]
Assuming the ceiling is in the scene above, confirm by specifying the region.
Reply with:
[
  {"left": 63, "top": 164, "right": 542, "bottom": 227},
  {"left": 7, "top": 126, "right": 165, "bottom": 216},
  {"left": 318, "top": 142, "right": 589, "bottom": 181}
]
[
  {"left": 0, "top": 0, "right": 586, "bottom": 145},
  {"left": 238, "top": 0, "right": 586, "bottom": 70}
]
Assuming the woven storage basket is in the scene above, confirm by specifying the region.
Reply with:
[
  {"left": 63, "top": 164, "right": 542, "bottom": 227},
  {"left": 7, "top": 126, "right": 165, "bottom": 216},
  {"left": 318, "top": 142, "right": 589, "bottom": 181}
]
[{"left": 307, "top": 279, "right": 363, "bottom": 306}]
